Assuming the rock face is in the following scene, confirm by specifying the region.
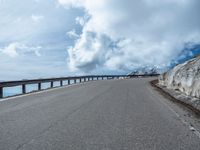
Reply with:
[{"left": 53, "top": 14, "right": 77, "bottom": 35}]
[{"left": 159, "top": 56, "right": 200, "bottom": 98}]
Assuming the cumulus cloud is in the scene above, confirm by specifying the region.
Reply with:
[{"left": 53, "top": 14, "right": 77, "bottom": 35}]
[
  {"left": 0, "top": 42, "right": 42, "bottom": 57},
  {"left": 58, "top": 0, "right": 200, "bottom": 72}
]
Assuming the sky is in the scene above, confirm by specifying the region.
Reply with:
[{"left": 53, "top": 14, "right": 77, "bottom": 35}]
[{"left": 0, "top": 0, "right": 200, "bottom": 80}]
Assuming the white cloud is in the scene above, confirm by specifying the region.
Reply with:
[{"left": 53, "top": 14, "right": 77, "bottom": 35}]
[
  {"left": 0, "top": 42, "right": 42, "bottom": 58},
  {"left": 0, "top": 0, "right": 85, "bottom": 80},
  {"left": 31, "top": 15, "right": 44, "bottom": 23},
  {"left": 58, "top": 0, "right": 83, "bottom": 8},
  {"left": 75, "top": 15, "right": 89, "bottom": 26},
  {"left": 66, "top": 29, "right": 79, "bottom": 39},
  {"left": 59, "top": 0, "right": 200, "bottom": 72},
  {"left": 0, "top": 42, "right": 19, "bottom": 57}
]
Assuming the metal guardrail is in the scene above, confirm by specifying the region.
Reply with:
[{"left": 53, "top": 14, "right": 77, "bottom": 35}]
[
  {"left": 0, "top": 75, "right": 127, "bottom": 98},
  {"left": 0, "top": 74, "right": 159, "bottom": 98}
]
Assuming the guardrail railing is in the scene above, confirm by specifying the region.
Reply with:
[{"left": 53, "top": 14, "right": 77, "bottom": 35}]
[
  {"left": 0, "top": 74, "right": 159, "bottom": 99},
  {"left": 0, "top": 75, "right": 127, "bottom": 99}
]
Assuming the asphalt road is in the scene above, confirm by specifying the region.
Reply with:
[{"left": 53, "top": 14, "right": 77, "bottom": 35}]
[{"left": 0, "top": 78, "right": 200, "bottom": 150}]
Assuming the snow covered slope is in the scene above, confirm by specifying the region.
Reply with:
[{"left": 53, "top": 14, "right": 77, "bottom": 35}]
[
  {"left": 159, "top": 56, "right": 200, "bottom": 98},
  {"left": 129, "top": 67, "right": 159, "bottom": 75}
]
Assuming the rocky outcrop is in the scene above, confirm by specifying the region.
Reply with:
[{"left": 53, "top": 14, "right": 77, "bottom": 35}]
[{"left": 159, "top": 56, "right": 200, "bottom": 98}]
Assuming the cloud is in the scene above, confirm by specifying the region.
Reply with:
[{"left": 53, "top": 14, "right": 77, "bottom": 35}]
[
  {"left": 59, "top": 0, "right": 200, "bottom": 72},
  {"left": 0, "top": 42, "right": 42, "bottom": 58},
  {"left": 75, "top": 15, "right": 89, "bottom": 26},
  {"left": 0, "top": 0, "right": 84, "bottom": 80},
  {"left": 75, "top": 17, "right": 85, "bottom": 26},
  {"left": 66, "top": 29, "right": 79, "bottom": 39},
  {"left": 31, "top": 15, "right": 44, "bottom": 23}
]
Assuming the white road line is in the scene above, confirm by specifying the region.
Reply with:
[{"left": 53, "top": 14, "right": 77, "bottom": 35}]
[{"left": 147, "top": 86, "right": 200, "bottom": 139}]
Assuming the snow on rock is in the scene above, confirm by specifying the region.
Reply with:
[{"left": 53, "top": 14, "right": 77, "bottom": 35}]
[
  {"left": 159, "top": 56, "right": 200, "bottom": 98},
  {"left": 129, "top": 67, "right": 159, "bottom": 75}
]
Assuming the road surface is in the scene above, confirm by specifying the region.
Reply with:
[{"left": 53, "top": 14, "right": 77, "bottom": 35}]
[{"left": 0, "top": 78, "right": 199, "bottom": 150}]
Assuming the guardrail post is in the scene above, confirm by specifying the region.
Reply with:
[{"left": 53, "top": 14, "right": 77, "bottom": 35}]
[
  {"left": 51, "top": 81, "right": 54, "bottom": 88},
  {"left": 22, "top": 84, "right": 26, "bottom": 94},
  {"left": 60, "top": 80, "right": 63, "bottom": 86},
  {"left": 38, "top": 83, "right": 41, "bottom": 91},
  {"left": 0, "top": 87, "right": 3, "bottom": 98},
  {"left": 68, "top": 80, "right": 70, "bottom": 85}
]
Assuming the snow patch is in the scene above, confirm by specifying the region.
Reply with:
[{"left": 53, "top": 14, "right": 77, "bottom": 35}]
[{"left": 159, "top": 56, "right": 200, "bottom": 98}]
